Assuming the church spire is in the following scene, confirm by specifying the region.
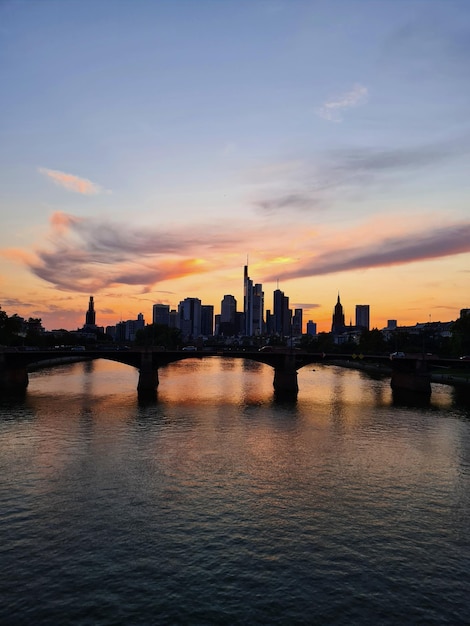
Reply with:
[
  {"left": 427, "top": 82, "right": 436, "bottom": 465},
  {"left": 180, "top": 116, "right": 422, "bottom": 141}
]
[{"left": 332, "top": 292, "right": 345, "bottom": 335}]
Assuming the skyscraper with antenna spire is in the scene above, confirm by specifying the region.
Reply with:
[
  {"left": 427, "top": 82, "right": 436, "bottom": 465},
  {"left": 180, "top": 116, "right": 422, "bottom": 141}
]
[
  {"left": 243, "top": 263, "right": 253, "bottom": 336},
  {"left": 243, "top": 262, "right": 264, "bottom": 336}
]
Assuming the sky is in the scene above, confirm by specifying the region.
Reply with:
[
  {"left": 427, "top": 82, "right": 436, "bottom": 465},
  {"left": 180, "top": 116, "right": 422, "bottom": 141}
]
[{"left": 1, "top": 0, "right": 469, "bottom": 333}]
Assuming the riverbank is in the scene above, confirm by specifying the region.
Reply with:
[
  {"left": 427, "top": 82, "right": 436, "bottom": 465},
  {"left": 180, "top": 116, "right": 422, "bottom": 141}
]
[
  {"left": 28, "top": 356, "right": 90, "bottom": 371},
  {"left": 329, "top": 359, "right": 470, "bottom": 387}
]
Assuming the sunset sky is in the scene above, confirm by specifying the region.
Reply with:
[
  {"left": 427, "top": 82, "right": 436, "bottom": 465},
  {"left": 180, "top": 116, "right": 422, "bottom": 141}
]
[{"left": 1, "top": 0, "right": 469, "bottom": 332}]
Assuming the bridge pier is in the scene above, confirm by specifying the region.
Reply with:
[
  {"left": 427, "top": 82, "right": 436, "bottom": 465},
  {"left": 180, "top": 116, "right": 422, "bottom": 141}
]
[
  {"left": 273, "top": 359, "right": 299, "bottom": 398},
  {"left": 137, "top": 351, "right": 159, "bottom": 396},
  {"left": 390, "top": 358, "right": 431, "bottom": 395},
  {"left": 0, "top": 358, "right": 29, "bottom": 393}
]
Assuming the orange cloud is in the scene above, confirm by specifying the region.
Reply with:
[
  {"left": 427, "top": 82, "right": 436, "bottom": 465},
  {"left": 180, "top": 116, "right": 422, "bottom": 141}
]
[
  {"left": 38, "top": 168, "right": 102, "bottom": 194},
  {"left": 1, "top": 248, "right": 38, "bottom": 265},
  {"left": 50, "top": 211, "right": 82, "bottom": 233},
  {"left": 6, "top": 208, "right": 470, "bottom": 300}
]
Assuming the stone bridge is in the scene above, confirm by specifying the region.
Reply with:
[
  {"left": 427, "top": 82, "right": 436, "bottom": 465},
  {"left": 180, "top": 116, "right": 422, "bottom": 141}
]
[{"left": 0, "top": 348, "right": 467, "bottom": 398}]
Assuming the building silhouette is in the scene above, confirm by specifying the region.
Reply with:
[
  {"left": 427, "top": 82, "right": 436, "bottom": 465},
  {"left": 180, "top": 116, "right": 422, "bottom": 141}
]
[
  {"left": 306, "top": 320, "right": 317, "bottom": 336},
  {"left": 252, "top": 283, "right": 264, "bottom": 336},
  {"left": 115, "top": 313, "right": 145, "bottom": 342},
  {"left": 153, "top": 304, "right": 170, "bottom": 326},
  {"left": 292, "top": 308, "right": 303, "bottom": 335},
  {"left": 201, "top": 305, "right": 214, "bottom": 336},
  {"left": 273, "top": 288, "right": 291, "bottom": 337},
  {"left": 243, "top": 265, "right": 264, "bottom": 337},
  {"left": 220, "top": 295, "right": 237, "bottom": 336},
  {"left": 243, "top": 265, "right": 253, "bottom": 336},
  {"left": 221, "top": 295, "right": 237, "bottom": 324},
  {"left": 178, "top": 297, "right": 202, "bottom": 340},
  {"left": 85, "top": 296, "right": 96, "bottom": 327},
  {"left": 331, "top": 293, "right": 345, "bottom": 335},
  {"left": 355, "top": 305, "right": 370, "bottom": 331}
]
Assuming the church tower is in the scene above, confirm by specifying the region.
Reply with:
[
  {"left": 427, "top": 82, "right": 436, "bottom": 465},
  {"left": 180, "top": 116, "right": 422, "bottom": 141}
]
[
  {"left": 331, "top": 293, "right": 345, "bottom": 335},
  {"left": 85, "top": 296, "right": 96, "bottom": 327}
]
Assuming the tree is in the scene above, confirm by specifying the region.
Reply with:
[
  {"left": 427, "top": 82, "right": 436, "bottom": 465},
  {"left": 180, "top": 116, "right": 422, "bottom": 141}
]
[
  {"left": 134, "top": 324, "right": 181, "bottom": 349},
  {"left": 24, "top": 318, "right": 44, "bottom": 347},
  {"left": 358, "top": 328, "right": 387, "bottom": 354},
  {"left": 300, "top": 332, "right": 335, "bottom": 353},
  {"left": 0, "top": 308, "right": 23, "bottom": 346},
  {"left": 451, "top": 313, "right": 470, "bottom": 356}
]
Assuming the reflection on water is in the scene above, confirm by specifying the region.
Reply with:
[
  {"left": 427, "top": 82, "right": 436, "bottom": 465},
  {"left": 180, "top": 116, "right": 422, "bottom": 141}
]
[{"left": 1, "top": 358, "right": 469, "bottom": 625}]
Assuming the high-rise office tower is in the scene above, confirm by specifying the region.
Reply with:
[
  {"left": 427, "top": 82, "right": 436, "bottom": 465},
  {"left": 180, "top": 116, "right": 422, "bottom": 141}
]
[
  {"left": 292, "top": 308, "right": 303, "bottom": 335},
  {"left": 331, "top": 293, "right": 345, "bottom": 334},
  {"left": 243, "top": 265, "right": 264, "bottom": 336},
  {"left": 265, "top": 309, "right": 274, "bottom": 335},
  {"left": 273, "top": 288, "right": 291, "bottom": 337},
  {"left": 201, "top": 305, "right": 214, "bottom": 336},
  {"left": 221, "top": 295, "right": 237, "bottom": 324},
  {"left": 153, "top": 304, "right": 170, "bottom": 326},
  {"left": 252, "top": 283, "right": 264, "bottom": 336},
  {"left": 243, "top": 265, "right": 253, "bottom": 336},
  {"left": 177, "top": 297, "right": 202, "bottom": 340},
  {"left": 220, "top": 295, "right": 237, "bottom": 336},
  {"left": 306, "top": 320, "right": 317, "bottom": 336},
  {"left": 85, "top": 296, "right": 96, "bottom": 327},
  {"left": 355, "top": 305, "right": 370, "bottom": 330},
  {"left": 169, "top": 309, "right": 178, "bottom": 329}
]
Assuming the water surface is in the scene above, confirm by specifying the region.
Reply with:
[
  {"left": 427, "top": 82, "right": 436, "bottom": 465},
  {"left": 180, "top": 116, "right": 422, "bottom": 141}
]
[{"left": 1, "top": 358, "right": 469, "bottom": 624}]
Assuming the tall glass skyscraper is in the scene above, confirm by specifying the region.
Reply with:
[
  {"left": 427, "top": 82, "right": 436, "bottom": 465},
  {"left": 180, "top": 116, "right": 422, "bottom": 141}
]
[
  {"left": 177, "top": 297, "right": 202, "bottom": 340},
  {"left": 243, "top": 265, "right": 253, "bottom": 336},
  {"left": 355, "top": 304, "right": 370, "bottom": 330},
  {"left": 152, "top": 304, "right": 170, "bottom": 326},
  {"left": 244, "top": 265, "right": 264, "bottom": 336}
]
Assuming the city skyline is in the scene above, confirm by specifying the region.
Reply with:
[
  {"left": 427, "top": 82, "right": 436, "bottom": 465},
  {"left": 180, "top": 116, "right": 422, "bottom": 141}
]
[
  {"left": 1, "top": 1, "right": 469, "bottom": 332},
  {"left": 33, "top": 282, "right": 458, "bottom": 336}
]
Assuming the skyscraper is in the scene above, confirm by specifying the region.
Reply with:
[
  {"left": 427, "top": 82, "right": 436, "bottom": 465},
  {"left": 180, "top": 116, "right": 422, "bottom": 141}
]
[
  {"left": 201, "top": 305, "right": 214, "bottom": 336},
  {"left": 292, "top": 308, "right": 303, "bottom": 335},
  {"left": 243, "top": 264, "right": 253, "bottom": 336},
  {"left": 153, "top": 304, "right": 170, "bottom": 326},
  {"left": 306, "top": 320, "right": 317, "bottom": 336},
  {"left": 355, "top": 305, "right": 370, "bottom": 330},
  {"left": 220, "top": 295, "right": 237, "bottom": 336},
  {"left": 177, "top": 297, "right": 202, "bottom": 340},
  {"left": 273, "top": 288, "right": 291, "bottom": 337},
  {"left": 252, "top": 283, "right": 264, "bottom": 336},
  {"left": 221, "top": 295, "right": 237, "bottom": 324}
]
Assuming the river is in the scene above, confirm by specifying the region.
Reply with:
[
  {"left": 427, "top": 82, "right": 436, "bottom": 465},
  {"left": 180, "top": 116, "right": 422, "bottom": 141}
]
[{"left": 1, "top": 358, "right": 469, "bottom": 625}]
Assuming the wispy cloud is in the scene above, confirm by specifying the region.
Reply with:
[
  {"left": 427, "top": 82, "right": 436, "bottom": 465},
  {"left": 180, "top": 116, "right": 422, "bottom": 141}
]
[
  {"left": 38, "top": 168, "right": 103, "bottom": 195},
  {"left": 253, "top": 136, "right": 470, "bottom": 213},
  {"left": 292, "top": 303, "right": 321, "bottom": 311},
  {"left": 316, "top": 83, "right": 368, "bottom": 122},
  {"left": 263, "top": 222, "right": 470, "bottom": 282},
  {"left": 5, "top": 211, "right": 470, "bottom": 294},
  {"left": 255, "top": 193, "right": 322, "bottom": 213},
  {"left": 0, "top": 297, "right": 36, "bottom": 310},
  {"left": 7, "top": 212, "right": 251, "bottom": 293}
]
